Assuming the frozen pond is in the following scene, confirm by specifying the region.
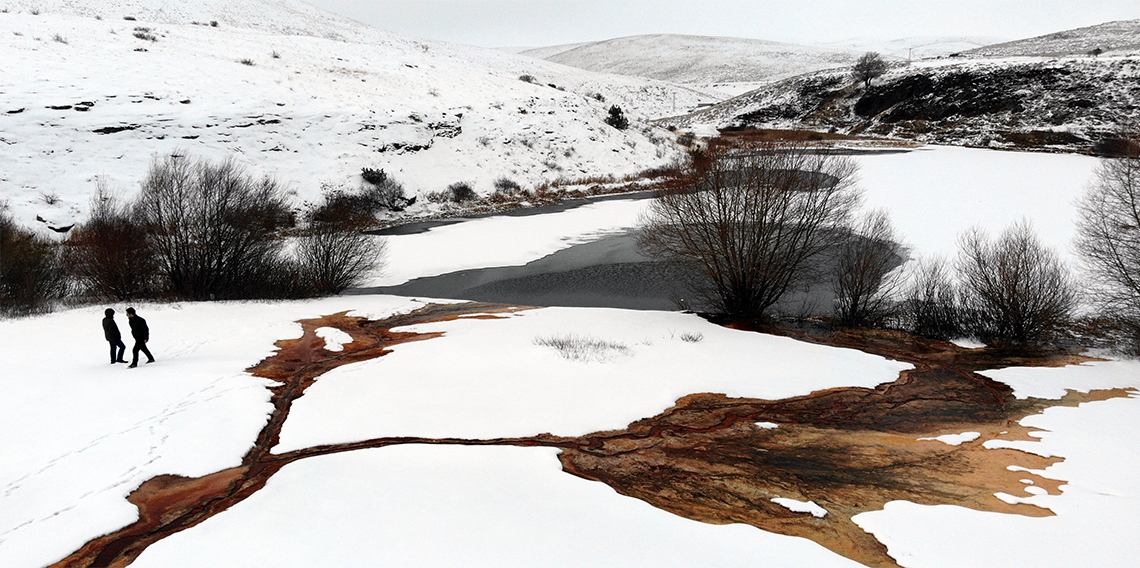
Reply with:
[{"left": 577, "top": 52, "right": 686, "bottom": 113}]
[{"left": 357, "top": 146, "right": 1100, "bottom": 308}]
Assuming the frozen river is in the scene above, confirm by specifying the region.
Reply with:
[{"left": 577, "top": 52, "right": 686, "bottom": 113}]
[{"left": 359, "top": 146, "right": 1100, "bottom": 308}]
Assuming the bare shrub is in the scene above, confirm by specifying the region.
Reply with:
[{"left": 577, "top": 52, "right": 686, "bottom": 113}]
[
  {"left": 239, "top": 58, "right": 255, "bottom": 66},
  {"left": 956, "top": 221, "right": 1077, "bottom": 343},
  {"left": 534, "top": 334, "right": 631, "bottom": 362},
  {"left": 135, "top": 153, "right": 295, "bottom": 300},
  {"left": 448, "top": 181, "right": 477, "bottom": 202},
  {"left": 1, "top": 208, "right": 68, "bottom": 316},
  {"left": 1075, "top": 141, "right": 1140, "bottom": 353},
  {"left": 833, "top": 209, "right": 904, "bottom": 327},
  {"left": 52, "top": 33, "right": 67, "bottom": 44},
  {"left": 493, "top": 177, "right": 522, "bottom": 194},
  {"left": 638, "top": 143, "right": 861, "bottom": 318},
  {"left": 679, "top": 332, "right": 704, "bottom": 343},
  {"left": 64, "top": 184, "right": 157, "bottom": 300},
  {"left": 902, "top": 256, "right": 960, "bottom": 339},
  {"left": 295, "top": 222, "right": 385, "bottom": 295},
  {"left": 518, "top": 74, "right": 536, "bottom": 84},
  {"left": 132, "top": 30, "right": 156, "bottom": 42}
]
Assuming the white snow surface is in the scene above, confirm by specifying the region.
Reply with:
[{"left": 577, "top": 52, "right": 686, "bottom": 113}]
[
  {"left": 373, "top": 197, "right": 647, "bottom": 286},
  {"left": 772, "top": 497, "right": 829, "bottom": 518},
  {"left": 853, "top": 146, "right": 1098, "bottom": 264},
  {"left": 854, "top": 382, "right": 1140, "bottom": 568},
  {"left": 0, "top": 296, "right": 422, "bottom": 568},
  {"left": 978, "top": 358, "right": 1140, "bottom": 400},
  {"left": 273, "top": 306, "right": 913, "bottom": 450},
  {"left": 918, "top": 432, "right": 982, "bottom": 446},
  {"left": 131, "top": 445, "right": 868, "bottom": 568},
  {"left": 313, "top": 325, "right": 353, "bottom": 352},
  {"left": 0, "top": 5, "right": 713, "bottom": 235}
]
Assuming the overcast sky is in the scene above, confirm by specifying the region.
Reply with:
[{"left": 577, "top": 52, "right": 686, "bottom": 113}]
[{"left": 303, "top": 0, "right": 1137, "bottom": 48}]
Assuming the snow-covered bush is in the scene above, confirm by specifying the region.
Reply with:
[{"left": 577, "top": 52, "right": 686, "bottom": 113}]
[
  {"left": 956, "top": 221, "right": 1077, "bottom": 344},
  {"left": 448, "top": 181, "right": 477, "bottom": 202}
]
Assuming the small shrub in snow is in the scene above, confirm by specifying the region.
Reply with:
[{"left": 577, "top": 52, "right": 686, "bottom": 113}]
[
  {"left": 679, "top": 332, "right": 703, "bottom": 343},
  {"left": 591, "top": 93, "right": 606, "bottom": 102},
  {"left": 605, "top": 105, "right": 629, "bottom": 130},
  {"left": 38, "top": 191, "right": 60, "bottom": 205},
  {"left": 518, "top": 74, "right": 537, "bottom": 84},
  {"left": 239, "top": 58, "right": 255, "bottom": 66},
  {"left": 534, "top": 334, "right": 631, "bottom": 362},
  {"left": 493, "top": 177, "right": 522, "bottom": 194},
  {"left": 29, "top": 8, "right": 40, "bottom": 15},
  {"left": 52, "top": 33, "right": 67, "bottom": 44},
  {"left": 132, "top": 30, "right": 156, "bottom": 42},
  {"left": 448, "top": 182, "right": 477, "bottom": 202},
  {"left": 271, "top": 50, "right": 281, "bottom": 59},
  {"left": 210, "top": 21, "right": 219, "bottom": 27},
  {"left": 123, "top": 15, "right": 136, "bottom": 21}
]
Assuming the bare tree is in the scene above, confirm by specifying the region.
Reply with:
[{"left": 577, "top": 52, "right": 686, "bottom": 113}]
[
  {"left": 638, "top": 143, "right": 861, "bottom": 318},
  {"left": 1075, "top": 143, "right": 1140, "bottom": 351},
  {"left": 833, "top": 209, "right": 904, "bottom": 327},
  {"left": 852, "top": 52, "right": 889, "bottom": 88},
  {"left": 64, "top": 183, "right": 157, "bottom": 300},
  {"left": 135, "top": 153, "right": 294, "bottom": 300},
  {"left": 903, "top": 256, "right": 961, "bottom": 340},
  {"left": 956, "top": 221, "right": 1077, "bottom": 343}
]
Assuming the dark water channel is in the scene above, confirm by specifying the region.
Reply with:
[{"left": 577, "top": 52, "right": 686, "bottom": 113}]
[{"left": 349, "top": 231, "right": 851, "bottom": 314}]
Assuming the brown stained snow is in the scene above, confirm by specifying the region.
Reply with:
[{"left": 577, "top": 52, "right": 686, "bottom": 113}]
[{"left": 50, "top": 305, "right": 1134, "bottom": 568}]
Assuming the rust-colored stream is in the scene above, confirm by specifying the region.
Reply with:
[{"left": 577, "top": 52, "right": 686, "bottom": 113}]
[{"left": 50, "top": 305, "right": 1133, "bottom": 568}]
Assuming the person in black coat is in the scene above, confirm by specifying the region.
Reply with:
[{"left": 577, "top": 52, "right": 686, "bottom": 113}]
[
  {"left": 125, "top": 307, "right": 155, "bottom": 368},
  {"left": 102, "top": 308, "right": 127, "bottom": 364}
]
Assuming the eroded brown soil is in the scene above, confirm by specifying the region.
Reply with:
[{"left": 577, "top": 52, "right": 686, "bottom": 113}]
[
  {"left": 557, "top": 325, "right": 1132, "bottom": 567},
  {"left": 51, "top": 305, "right": 1133, "bottom": 568}
]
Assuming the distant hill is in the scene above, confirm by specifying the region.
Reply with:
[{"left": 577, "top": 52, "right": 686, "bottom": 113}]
[
  {"left": 963, "top": 19, "right": 1140, "bottom": 57},
  {"left": 818, "top": 36, "right": 1007, "bottom": 60},
  {"left": 521, "top": 34, "right": 858, "bottom": 86}
]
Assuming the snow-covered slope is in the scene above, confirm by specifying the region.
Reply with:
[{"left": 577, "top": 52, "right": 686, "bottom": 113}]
[
  {"left": 664, "top": 55, "right": 1140, "bottom": 152},
  {"left": 818, "top": 36, "right": 1007, "bottom": 60},
  {"left": 522, "top": 34, "right": 858, "bottom": 87},
  {"left": 963, "top": 19, "right": 1140, "bottom": 58},
  {"left": 0, "top": 2, "right": 714, "bottom": 234}
]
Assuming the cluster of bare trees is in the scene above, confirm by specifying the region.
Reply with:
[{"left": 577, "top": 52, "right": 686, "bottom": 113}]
[
  {"left": 638, "top": 142, "right": 1087, "bottom": 347},
  {"left": 2, "top": 152, "right": 386, "bottom": 314}
]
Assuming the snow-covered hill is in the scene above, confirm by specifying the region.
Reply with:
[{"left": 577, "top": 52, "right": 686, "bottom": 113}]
[
  {"left": 664, "top": 55, "right": 1140, "bottom": 152},
  {"left": 963, "top": 19, "right": 1140, "bottom": 58},
  {"left": 521, "top": 34, "right": 858, "bottom": 92},
  {"left": 817, "top": 36, "right": 1007, "bottom": 61},
  {"left": 0, "top": 2, "right": 715, "bottom": 235}
]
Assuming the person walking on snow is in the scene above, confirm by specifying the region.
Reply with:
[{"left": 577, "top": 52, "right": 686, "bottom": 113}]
[
  {"left": 103, "top": 308, "right": 127, "bottom": 364},
  {"left": 126, "top": 307, "right": 155, "bottom": 368}
]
